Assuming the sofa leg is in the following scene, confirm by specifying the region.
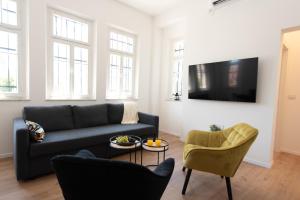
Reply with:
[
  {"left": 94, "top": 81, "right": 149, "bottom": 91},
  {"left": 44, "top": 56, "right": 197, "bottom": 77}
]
[
  {"left": 182, "top": 167, "right": 186, "bottom": 172},
  {"left": 182, "top": 169, "right": 192, "bottom": 195},
  {"left": 225, "top": 177, "right": 233, "bottom": 200}
]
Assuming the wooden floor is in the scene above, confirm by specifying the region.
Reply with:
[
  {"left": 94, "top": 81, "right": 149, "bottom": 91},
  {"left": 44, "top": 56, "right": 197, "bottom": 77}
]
[{"left": 1, "top": 133, "right": 300, "bottom": 200}]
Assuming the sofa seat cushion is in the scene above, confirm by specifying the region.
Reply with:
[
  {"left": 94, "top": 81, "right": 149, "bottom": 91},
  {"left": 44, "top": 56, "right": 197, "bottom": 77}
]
[
  {"left": 72, "top": 104, "right": 108, "bottom": 128},
  {"left": 30, "top": 123, "right": 155, "bottom": 158}
]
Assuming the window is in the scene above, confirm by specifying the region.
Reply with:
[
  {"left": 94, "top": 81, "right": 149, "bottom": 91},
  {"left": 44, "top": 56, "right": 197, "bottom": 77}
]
[
  {"left": 0, "top": 0, "right": 27, "bottom": 99},
  {"left": 47, "top": 8, "right": 94, "bottom": 100},
  {"left": 170, "top": 40, "right": 184, "bottom": 97},
  {"left": 106, "top": 29, "right": 136, "bottom": 99}
]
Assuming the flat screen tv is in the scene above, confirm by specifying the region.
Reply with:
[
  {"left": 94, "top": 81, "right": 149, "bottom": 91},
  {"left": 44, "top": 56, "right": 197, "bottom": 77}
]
[{"left": 188, "top": 57, "right": 258, "bottom": 103}]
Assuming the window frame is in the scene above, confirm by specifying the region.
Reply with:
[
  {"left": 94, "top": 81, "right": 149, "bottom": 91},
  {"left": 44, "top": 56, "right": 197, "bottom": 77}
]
[
  {"left": 106, "top": 27, "right": 137, "bottom": 100},
  {"left": 46, "top": 8, "right": 95, "bottom": 100},
  {"left": 169, "top": 38, "right": 184, "bottom": 99},
  {"left": 0, "top": 0, "right": 28, "bottom": 100}
]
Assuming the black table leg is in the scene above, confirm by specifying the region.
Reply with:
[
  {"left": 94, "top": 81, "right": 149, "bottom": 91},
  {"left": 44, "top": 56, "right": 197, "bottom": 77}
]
[
  {"left": 141, "top": 148, "right": 143, "bottom": 165},
  {"left": 135, "top": 148, "right": 137, "bottom": 163}
]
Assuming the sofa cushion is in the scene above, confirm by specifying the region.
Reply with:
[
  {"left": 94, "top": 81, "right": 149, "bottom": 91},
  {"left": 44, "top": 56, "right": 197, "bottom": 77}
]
[
  {"left": 107, "top": 104, "right": 124, "bottom": 124},
  {"left": 30, "top": 123, "right": 155, "bottom": 158},
  {"left": 23, "top": 105, "right": 74, "bottom": 132},
  {"left": 72, "top": 104, "right": 108, "bottom": 128}
]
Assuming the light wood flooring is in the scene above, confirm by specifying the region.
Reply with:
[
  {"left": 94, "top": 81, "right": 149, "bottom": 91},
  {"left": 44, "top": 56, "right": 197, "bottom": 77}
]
[{"left": 1, "top": 133, "right": 300, "bottom": 200}]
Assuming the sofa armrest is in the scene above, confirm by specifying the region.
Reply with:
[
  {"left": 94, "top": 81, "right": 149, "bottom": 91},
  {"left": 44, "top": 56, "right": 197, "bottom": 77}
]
[
  {"left": 154, "top": 158, "right": 175, "bottom": 177},
  {"left": 138, "top": 112, "right": 159, "bottom": 137},
  {"left": 13, "top": 118, "right": 30, "bottom": 180}
]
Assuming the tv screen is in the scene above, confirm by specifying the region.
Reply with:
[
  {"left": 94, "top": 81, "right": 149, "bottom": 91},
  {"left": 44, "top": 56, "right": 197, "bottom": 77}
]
[{"left": 188, "top": 57, "right": 258, "bottom": 102}]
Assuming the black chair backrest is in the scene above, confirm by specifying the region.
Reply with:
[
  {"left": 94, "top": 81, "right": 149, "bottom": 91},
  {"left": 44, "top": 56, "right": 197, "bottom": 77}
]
[{"left": 52, "top": 151, "right": 174, "bottom": 200}]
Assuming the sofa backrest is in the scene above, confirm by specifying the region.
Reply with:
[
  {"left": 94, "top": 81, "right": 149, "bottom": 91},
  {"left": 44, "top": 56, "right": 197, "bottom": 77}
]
[
  {"left": 23, "top": 105, "right": 74, "bottom": 132},
  {"left": 107, "top": 103, "right": 124, "bottom": 124},
  {"left": 72, "top": 104, "right": 108, "bottom": 128},
  {"left": 23, "top": 103, "right": 126, "bottom": 132}
]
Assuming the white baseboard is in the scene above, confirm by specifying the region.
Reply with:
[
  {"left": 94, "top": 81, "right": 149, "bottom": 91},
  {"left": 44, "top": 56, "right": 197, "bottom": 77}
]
[
  {"left": 279, "top": 148, "right": 300, "bottom": 156},
  {"left": 244, "top": 157, "right": 273, "bottom": 168},
  {"left": 0, "top": 153, "right": 12, "bottom": 159},
  {"left": 159, "top": 129, "right": 181, "bottom": 137}
]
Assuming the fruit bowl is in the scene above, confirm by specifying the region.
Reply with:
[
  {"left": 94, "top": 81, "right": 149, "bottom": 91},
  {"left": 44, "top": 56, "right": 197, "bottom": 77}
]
[{"left": 115, "top": 136, "right": 136, "bottom": 146}]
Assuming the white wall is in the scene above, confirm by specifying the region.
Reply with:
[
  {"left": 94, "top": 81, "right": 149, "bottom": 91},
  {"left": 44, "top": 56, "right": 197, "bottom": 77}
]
[
  {"left": 276, "top": 30, "right": 300, "bottom": 156},
  {"left": 0, "top": 0, "right": 153, "bottom": 157},
  {"left": 158, "top": 23, "right": 185, "bottom": 136},
  {"left": 154, "top": 0, "right": 300, "bottom": 167}
]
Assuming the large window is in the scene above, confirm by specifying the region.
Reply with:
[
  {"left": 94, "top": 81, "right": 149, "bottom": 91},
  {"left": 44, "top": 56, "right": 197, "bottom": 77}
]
[
  {"left": 0, "top": 0, "right": 27, "bottom": 99},
  {"left": 47, "top": 8, "right": 94, "bottom": 100},
  {"left": 106, "top": 29, "right": 136, "bottom": 99},
  {"left": 170, "top": 40, "right": 184, "bottom": 97}
]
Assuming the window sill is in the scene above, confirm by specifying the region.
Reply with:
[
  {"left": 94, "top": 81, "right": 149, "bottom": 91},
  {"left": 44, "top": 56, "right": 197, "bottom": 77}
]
[
  {"left": 105, "top": 97, "right": 139, "bottom": 101},
  {"left": 0, "top": 96, "right": 30, "bottom": 101},
  {"left": 166, "top": 98, "right": 183, "bottom": 102},
  {"left": 46, "top": 97, "right": 96, "bottom": 101}
]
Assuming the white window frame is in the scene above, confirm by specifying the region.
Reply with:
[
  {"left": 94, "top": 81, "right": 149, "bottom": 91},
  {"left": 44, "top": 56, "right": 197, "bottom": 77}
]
[
  {"left": 169, "top": 39, "right": 184, "bottom": 99},
  {"left": 46, "top": 8, "right": 95, "bottom": 100},
  {"left": 106, "top": 28, "right": 137, "bottom": 100},
  {"left": 0, "top": 0, "right": 28, "bottom": 100}
]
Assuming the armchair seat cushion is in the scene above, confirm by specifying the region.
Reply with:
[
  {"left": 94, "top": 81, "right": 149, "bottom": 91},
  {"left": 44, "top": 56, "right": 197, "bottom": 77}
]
[{"left": 30, "top": 123, "right": 155, "bottom": 158}]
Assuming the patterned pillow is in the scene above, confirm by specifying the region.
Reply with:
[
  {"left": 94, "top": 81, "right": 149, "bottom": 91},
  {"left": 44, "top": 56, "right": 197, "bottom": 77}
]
[{"left": 25, "top": 120, "right": 46, "bottom": 142}]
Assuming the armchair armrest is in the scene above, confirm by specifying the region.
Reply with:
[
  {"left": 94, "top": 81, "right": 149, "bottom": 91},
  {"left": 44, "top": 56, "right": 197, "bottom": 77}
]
[
  {"left": 154, "top": 158, "right": 175, "bottom": 177},
  {"left": 138, "top": 112, "right": 159, "bottom": 137},
  {"left": 75, "top": 150, "right": 96, "bottom": 159},
  {"left": 186, "top": 130, "right": 226, "bottom": 147},
  {"left": 13, "top": 118, "right": 30, "bottom": 180}
]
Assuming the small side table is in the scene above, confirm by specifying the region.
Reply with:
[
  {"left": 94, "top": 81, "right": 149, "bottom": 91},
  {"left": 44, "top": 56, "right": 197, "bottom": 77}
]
[
  {"left": 141, "top": 139, "right": 169, "bottom": 167},
  {"left": 109, "top": 135, "right": 141, "bottom": 164}
]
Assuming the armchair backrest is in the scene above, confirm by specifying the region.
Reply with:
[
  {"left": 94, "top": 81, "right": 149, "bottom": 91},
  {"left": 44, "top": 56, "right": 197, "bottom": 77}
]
[
  {"left": 221, "top": 123, "right": 258, "bottom": 148},
  {"left": 52, "top": 153, "right": 173, "bottom": 200}
]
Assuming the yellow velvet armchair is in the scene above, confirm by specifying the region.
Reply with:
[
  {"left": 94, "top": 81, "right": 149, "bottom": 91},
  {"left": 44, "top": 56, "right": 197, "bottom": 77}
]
[{"left": 182, "top": 123, "right": 258, "bottom": 200}]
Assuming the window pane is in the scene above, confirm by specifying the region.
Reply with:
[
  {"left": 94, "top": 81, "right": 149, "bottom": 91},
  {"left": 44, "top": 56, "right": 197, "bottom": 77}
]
[
  {"left": 74, "top": 47, "right": 88, "bottom": 96},
  {"left": 1, "top": 0, "right": 17, "bottom": 26},
  {"left": 109, "top": 54, "right": 121, "bottom": 94},
  {"left": 122, "top": 56, "right": 133, "bottom": 94},
  {"left": 0, "top": 30, "right": 18, "bottom": 93},
  {"left": 171, "top": 40, "right": 184, "bottom": 96},
  {"left": 110, "top": 31, "right": 134, "bottom": 54},
  {"left": 174, "top": 40, "right": 184, "bottom": 58},
  {"left": 53, "top": 42, "right": 70, "bottom": 97},
  {"left": 171, "top": 59, "right": 183, "bottom": 95},
  {"left": 53, "top": 14, "right": 88, "bottom": 43}
]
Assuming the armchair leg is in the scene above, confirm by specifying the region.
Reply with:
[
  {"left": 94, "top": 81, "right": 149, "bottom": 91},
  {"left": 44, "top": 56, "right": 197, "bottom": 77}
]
[
  {"left": 225, "top": 177, "right": 233, "bottom": 200},
  {"left": 182, "top": 169, "right": 192, "bottom": 195},
  {"left": 221, "top": 176, "right": 224, "bottom": 179},
  {"left": 182, "top": 167, "right": 186, "bottom": 172}
]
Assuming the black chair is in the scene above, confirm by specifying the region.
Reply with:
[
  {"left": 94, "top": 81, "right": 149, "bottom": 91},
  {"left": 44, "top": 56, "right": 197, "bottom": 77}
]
[{"left": 51, "top": 150, "right": 175, "bottom": 200}]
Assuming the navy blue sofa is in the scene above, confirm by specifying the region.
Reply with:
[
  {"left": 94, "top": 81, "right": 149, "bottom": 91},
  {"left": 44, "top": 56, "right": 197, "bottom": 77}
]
[{"left": 13, "top": 104, "right": 159, "bottom": 180}]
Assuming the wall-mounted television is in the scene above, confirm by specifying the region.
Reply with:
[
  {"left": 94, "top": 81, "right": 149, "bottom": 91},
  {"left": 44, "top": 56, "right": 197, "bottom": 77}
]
[{"left": 188, "top": 57, "right": 258, "bottom": 103}]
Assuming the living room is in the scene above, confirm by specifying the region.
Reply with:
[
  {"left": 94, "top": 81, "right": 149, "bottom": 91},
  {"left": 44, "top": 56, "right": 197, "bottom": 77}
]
[{"left": 1, "top": 0, "right": 300, "bottom": 199}]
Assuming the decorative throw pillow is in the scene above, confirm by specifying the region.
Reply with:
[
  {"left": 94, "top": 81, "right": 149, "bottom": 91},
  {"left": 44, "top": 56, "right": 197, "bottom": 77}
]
[{"left": 25, "top": 120, "right": 46, "bottom": 142}]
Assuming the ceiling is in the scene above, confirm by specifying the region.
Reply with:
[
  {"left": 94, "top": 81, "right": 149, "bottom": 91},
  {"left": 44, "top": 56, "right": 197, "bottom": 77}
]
[{"left": 116, "top": 0, "right": 185, "bottom": 16}]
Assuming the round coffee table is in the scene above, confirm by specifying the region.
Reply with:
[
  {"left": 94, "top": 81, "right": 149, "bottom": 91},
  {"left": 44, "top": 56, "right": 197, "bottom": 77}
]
[
  {"left": 109, "top": 135, "right": 141, "bottom": 164},
  {"left": 141, "top": 138, "right": 169, "bottom": 167}
]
